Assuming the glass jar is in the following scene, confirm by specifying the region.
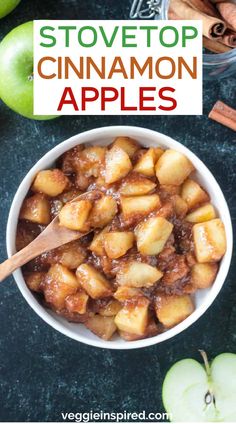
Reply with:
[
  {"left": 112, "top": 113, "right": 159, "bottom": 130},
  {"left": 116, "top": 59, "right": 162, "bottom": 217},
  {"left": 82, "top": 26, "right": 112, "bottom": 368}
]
[{"left": 130, "top": 0, "right": 236, "bottom": 79}]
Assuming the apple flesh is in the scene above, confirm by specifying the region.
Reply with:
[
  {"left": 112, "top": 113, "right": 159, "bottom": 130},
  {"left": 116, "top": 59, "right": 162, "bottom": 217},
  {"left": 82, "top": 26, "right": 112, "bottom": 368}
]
[
  {"left": 162, "top": 353, "right": 236, "bottom": 422},
  {"left": 0, "top": 21, "right": 56, "bottom": 120},
  {"left": 0, "top": 0, "right": 21, "bottom": 19}
]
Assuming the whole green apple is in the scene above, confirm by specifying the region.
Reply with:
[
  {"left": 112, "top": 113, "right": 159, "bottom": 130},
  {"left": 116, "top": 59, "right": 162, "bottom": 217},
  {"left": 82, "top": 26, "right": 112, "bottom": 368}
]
[
  {"left": 0, "top": 21, "right": 57, "bottom": 120},
  {"left": 0, "top": 0, "right": 21, "bottom": 19}
]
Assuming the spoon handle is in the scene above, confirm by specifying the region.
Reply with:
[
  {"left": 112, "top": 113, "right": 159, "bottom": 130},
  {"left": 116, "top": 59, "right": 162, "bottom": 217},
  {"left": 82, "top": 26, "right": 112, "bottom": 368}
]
[{"left": 0, "top": 243, "right": 40, "bottom": 282}]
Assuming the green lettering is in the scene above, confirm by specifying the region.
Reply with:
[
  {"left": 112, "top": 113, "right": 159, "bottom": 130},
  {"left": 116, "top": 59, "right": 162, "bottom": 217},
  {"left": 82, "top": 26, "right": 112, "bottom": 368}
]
[{"left": 40, "top": 26, "right": 56, "bottom": 47}]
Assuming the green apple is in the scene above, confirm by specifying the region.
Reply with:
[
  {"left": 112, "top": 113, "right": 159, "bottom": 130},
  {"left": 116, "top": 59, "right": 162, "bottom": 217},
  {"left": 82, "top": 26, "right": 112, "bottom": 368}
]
[
  {"left": 0, "top": 21, "right": 56, "bottom": 120},
  {"left": 162, "top": 352, "right": 236, "bottom": 422},
  {"left": 0, "top": 0, "right": 21, "bottom": 19}
]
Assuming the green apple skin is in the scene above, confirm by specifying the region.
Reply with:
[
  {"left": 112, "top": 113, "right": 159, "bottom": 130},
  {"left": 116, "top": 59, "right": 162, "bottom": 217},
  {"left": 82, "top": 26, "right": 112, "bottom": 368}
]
[
  {"left": 0, "top": 0, "right": 21, "bottom": 19},
  {"left": 0, "top": 21, "right": 57, "bottom": 120},
  {"left": 162, "top": 353, "right": 236, "bottom": 422}
]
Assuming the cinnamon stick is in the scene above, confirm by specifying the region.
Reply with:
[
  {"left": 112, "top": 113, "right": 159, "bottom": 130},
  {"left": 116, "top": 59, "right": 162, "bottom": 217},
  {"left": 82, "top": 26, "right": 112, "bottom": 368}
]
[
  {"left": 203, "top": 36, "right": 232, "bottom": 51},
  {"left": 168, "top": 8, "right": 181, "bottom": 19},
  {"left": 221, "top": 29, "right": 236, "bottom": 46},
  {"left": 216, "top": 2, "right": 236, "bottom": 30},
  {"left": 183, "top": 0, "right": 218, "bottom": 17},
  {"left": 170, "top": 0, "right": 226, "bottom": 39},
  {"left": 209, "top": 101, "right": 236, "bottom": 131}
]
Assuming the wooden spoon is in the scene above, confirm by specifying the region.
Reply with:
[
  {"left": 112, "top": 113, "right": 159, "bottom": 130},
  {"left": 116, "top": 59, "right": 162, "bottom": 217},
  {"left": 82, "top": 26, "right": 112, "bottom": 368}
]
[{"left": 0, "top": 190, "right": 102, "bottom": 282}]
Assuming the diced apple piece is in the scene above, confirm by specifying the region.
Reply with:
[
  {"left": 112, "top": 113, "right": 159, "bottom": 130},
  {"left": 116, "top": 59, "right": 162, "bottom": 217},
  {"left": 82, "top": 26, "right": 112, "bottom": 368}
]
[
  {"left": 105, "top": 145, "right": 132, "bottom": 184},
  {"left": 193, "top": 219, "right": 226, "bottom": 263},
  {"left": 134, "top": 148, "right": 156, "bottom": 177},
  {"left": 114, "top": 286, "right": 143, "bottom": 302},
  {"left": 55, "top": 241, "right": 87, "bottom": 269},
  {"left": 120, "top": 194, "right": 161, "bottom": 220},
  {"left": 88, "top": 196, "right": 117, "bottom": 228},
  {"left": 77, "top": 146, "right": 106, "bottom": 177},
  {"left": 119, "top": 319, "right": 160, "bottom": 341},
  {"left": 104, "top": 231, "right": 134, "bottom": 259},
  {"left": 181, "top": 178, "right": 209, "bottom": 210},
  {"left": 59, "top": 199, "right": 92, "bottom": 231},
  {"left": 85, "top": 315, "right": 117, "bottom": 340},
  {"left": 155, "top": 294, "right": 194, "bottom": 328},
  {"left": 89, "top": 226, "right": 110, "bottom": 256},
  {"left": 119, "top": 174, "right": 156, "bottom": 196},
  {"left": 65, "top": 290, "right": 89, "bottom": 314},
  {"left": 114, "top": 298, "right": 150, "bottom": 335},
  {"left": 112, "top": 137, "right": 139, "bottom": 158},
  {"left": 20, "top": 194, "right": 51, "bottom": 225},
  {"left": 156, "top": 149, "right": 194, "bottom": 185},
  {"left": 116, "top": 261, "right": 163, "bottom": 288},
  {"left": 171, "top": 195, "right": 188, "bottom": 217},
  {"left": 135, "top": 217, "right": 173, "bottom": 255},
  {"left": 25, "top": 272, "right": 46, "bottom": 292},
  {"left": 99, "top": 300, "right": 122, "bottom": 316},
  {"left": 44, "top": 264, "right": 80, "bottom": 310},
  {"left": 76, "top": 264, "right": 112, "bottom": 299},
  {"left": 186, "top": 203, "right": 216, "bottom": 223},
  {"left": 154, "top": 147, "right": 164, "bottom": 161},
  {"left": 32, "top": 169, "right": 69, "bottom": 197},
  {"left": 191, "top": 263, "right": 218, "bottom": 289}
]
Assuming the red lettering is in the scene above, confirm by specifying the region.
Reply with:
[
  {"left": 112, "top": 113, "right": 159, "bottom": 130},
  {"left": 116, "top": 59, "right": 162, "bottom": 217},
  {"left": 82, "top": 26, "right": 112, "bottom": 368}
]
[
  {"left": 101, "top": 87, "right": 119, "bottom": 111},
  {"left": 57, "top": 87, "right": 78, "bottom": 111},
  {"left": 81, "top": 87, "right": 99, "bottom": 110},
  {"left": 139, "top": 87, "right": 156, "bottom": 111},
  {"left": 158, "top": 87, "right": 177, "bottom": 111},
  {"left": 121, "top": 87, "right": 137, "bottom": 111}
]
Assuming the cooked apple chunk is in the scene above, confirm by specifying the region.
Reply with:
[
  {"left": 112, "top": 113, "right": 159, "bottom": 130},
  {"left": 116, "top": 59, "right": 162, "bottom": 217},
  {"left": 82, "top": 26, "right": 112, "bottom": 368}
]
[
  {"left": 135, "top": 217, "right": 173, "bottom": 255},
  {"left": 120, "top": 194, "right": 161, "bottom": 220},
  {"left": 119, "top": 174, "right": 156, "bottom": 196},
  {"left": 54, "top": 241, "right": 87, "bottom": 269},
  {"left": 155, "top": 294, "right": 194, "bottom": 328},
  {"left": 156, "top": 149, "right": 194, "bottom": 185},
  {"left": 20, "top": 193, "right": 51, "bottom": 225},
  {"left": 104, "top": 232, "right": 134, "bottom": 259},
  {"left": 59, "top": 199, "right": 92, "bottom": 231},
  {"left": 134, "top": 148, "right": 156, "bottom": 177},
  {"left": 191, "top": 263, "right": 218, "bottom": 289},
  {"left": 76, "top": 264, "right": 112, "bottom": 299},
  {"left": 88, "top": 196, "right": 117, "bottom": 228},
  {"left": 114, "top": 298, "right": 150, "bottom": 335},
  {"left": 114, "top": 286, "right": 143, "bottom": 302},
  {"left": 105, "top": 145, "right": 132, "bottom": 184},
  {"left": 89, "top": 226, "right": 110, "bottom": 256},
  {"left": 44, "top": 264, "right": 80, "bottom": 310},
  {"left": 99, "top": 300, "right": 122, "bottom": 316},
  {"left": 32, "top": 169, "right": 69, "bottom": 197},
  {"left": 112, "top": 137, "right": 139, "bottom": 158},
  {"left": 119, "top": 319, "right": 160, "bottom": 341},
  {"left": 25, "top": 272, "right": 46, "bottom": 292},
  {"left": 85, "top": 315, "right": 117, "bottom": 340},
  {"left": 116, "top": 261, "right": 163, "bottom": 288},
  {"left": 170, "top": 195, "right": 188, "bottom": 217},
  {"left": 77, "top": 146, "right": 106, "bottom": 177},
  {"left": 193, "top": 219, "right": 226, "bottom": 263},
  {"left": 65, "top": 290, "right": 89, "bottom": 314},
  {"left": 181, "top": 178, "right": 209, "bottom": 210},
  {"left": 186, "top": 203, "right": 216, "bottom": 223}
]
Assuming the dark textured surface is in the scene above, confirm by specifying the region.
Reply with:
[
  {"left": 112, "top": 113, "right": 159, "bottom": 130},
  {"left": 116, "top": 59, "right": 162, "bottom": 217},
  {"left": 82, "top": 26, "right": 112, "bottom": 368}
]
[{"left": 0, "top": 0, "right": 236, "bottom": 422}]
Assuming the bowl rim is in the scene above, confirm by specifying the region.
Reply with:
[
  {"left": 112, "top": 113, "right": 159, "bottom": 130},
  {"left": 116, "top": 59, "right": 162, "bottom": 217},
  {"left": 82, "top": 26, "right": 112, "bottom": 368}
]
[{"left": 6, "top": 125, "right": 233, "bottom": 350}]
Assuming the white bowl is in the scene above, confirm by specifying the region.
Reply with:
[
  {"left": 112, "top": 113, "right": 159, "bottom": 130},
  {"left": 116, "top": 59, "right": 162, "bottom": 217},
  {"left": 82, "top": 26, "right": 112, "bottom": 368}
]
[{"left": 7, "top": 126, "right": 233, "bottom": 350}]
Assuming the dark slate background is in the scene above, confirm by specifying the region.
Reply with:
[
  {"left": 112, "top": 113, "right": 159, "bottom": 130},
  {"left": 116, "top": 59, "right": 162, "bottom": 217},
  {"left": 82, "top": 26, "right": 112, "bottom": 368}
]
[{"left": 0, "top": 0, "right": 235, "bottom": 421}]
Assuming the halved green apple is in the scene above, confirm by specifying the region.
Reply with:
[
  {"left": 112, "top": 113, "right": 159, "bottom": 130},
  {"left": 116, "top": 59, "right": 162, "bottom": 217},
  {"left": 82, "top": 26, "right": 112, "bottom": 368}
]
[{"left": 162, "top": 352, "right": 236, "bottom": 422}]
